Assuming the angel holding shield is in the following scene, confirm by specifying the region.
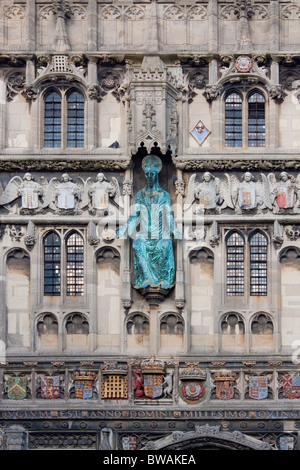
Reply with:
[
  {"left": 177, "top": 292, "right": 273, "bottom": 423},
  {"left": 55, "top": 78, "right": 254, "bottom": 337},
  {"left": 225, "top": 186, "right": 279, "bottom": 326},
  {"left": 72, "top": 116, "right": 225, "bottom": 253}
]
[{"left": 0, "top": 172, "right": 44, "bottom": 212}]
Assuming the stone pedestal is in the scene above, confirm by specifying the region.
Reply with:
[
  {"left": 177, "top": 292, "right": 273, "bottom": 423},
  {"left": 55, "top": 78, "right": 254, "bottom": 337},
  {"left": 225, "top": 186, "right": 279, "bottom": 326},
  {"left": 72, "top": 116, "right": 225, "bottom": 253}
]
[{"left": 139, "top": 286, "right": 170, "bottom": 307}]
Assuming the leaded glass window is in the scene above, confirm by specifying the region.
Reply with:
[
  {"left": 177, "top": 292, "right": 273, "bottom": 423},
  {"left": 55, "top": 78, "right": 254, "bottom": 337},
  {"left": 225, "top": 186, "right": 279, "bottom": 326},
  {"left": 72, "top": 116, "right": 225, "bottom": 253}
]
[
  {"left": 66, "top": 232, "right": 84, "bottom": 296},
  {"left": 67, "top": 91, "right": 84, "bottom": 148},
  {"left": 44, "top": 232, "right": 61, "bottom": 296},
  {"left": 44, "top": 91, "right": 62, "bottom": 148},
  {"left": 248, "top": 92, "right": 265, "bottom": 147},
  {"left": 226, "top": 232, "right": 244, "bottom": 296},
  {"left": 250, "top": 232, "right": 267, "bottom": 296},
  {"left": 225, "top": 92, "right": 242, "bottom": 147}
]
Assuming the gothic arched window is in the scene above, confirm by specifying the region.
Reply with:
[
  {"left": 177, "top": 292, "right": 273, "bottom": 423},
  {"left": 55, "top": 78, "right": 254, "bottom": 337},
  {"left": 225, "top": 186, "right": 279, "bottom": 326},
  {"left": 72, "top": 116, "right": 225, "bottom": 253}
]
[
  {"left": 226, "top": 232, "right": 245, "bottom": 296},
  {"left": 43, "top": 88, "right": 85, "bottom": 148},
  {"left": 66, "top": 232, "right": 84, "bottom": 296},
  {"left": 224, "top": 89, "right": 266, "bottom": 148},
  {"left": 249, "top": 232, "right": 268, "bottom": 296},
  {"left": 44, "top": 90, "right": 62, "bottom": 148},
  {"left": 43, "top": 232, "right": 61, "bottom": 296},
  {"left": 225, "top": 92, "right": 242, "bottom": 147},
  {"left": 67, "top": 90, "right": 84, "bottom": 148},
  {"left": 248, "top": 91, "right": 265, "bottom": 147}
]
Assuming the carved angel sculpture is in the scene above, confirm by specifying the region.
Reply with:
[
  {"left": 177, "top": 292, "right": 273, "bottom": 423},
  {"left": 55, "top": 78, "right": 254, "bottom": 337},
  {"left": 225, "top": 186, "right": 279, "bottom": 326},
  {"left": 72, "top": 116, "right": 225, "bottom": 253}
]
[
  {"left": 184, "top": 172, "right": 234, "bottom": 213},
  {"left": 42, "top": 174, "right": 82, "bottom": 213},
  {"left": 0, "top": 173, "right": 44, "bottom": 212},
  {"left": 231, "top": 172, "right": 272, "bottom": 214},
  {"left": 85, "top": 173, "right": 123, "bottom": 215},
  {"left": 266, "top": 172, "right": 300, "bottom": 213}
]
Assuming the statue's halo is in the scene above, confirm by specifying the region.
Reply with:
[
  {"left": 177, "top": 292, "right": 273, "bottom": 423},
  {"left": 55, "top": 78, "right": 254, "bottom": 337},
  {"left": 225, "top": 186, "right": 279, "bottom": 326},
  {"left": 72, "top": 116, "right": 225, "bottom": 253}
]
[{"left": 142, "top": 154, "right": 162, "bottom": 174}]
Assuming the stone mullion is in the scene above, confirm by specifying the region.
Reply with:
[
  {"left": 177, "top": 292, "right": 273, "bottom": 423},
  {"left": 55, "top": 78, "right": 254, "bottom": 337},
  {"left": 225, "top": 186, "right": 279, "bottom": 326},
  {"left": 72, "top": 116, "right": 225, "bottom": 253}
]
[
  {"left": 0, "top": 72, "right": 6, "bottom": 149},
  {"left": 269, "top": 0, "right": 280, "bottom": 53},
  {"left": 26, "top": 0, "right": 36, "bottom": 51},
  {"left": 208, "top": 0, "right": 218, "bottom": 52},
  {"left": 86, "top": 58, "right": 98, "bottom": 149},
  {"left": 87, "top": 0, "right": 98, "bottom": 51},
  {"left": 269, "top": 60, "right": 280, "bottom": 150}
]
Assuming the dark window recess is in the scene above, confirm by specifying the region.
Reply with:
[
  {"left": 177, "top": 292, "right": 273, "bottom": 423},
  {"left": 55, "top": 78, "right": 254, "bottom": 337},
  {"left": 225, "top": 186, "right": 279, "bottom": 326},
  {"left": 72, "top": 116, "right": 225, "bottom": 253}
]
[{"left": 44, "top": 232, "right": 61, "bottom": 296}]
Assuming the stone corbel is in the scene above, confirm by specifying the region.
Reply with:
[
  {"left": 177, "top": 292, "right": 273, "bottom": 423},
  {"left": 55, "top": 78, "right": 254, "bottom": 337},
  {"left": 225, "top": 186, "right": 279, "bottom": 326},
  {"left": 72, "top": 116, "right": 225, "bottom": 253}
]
[
  {"left": 272, "top": 220, "right": 284, "bottom": 247},
  {"left": 87, "top": 221, "right": 100, "bottom": 246},
  {"left": 24, "top": 221, "right": 37, "bottom": 248}
]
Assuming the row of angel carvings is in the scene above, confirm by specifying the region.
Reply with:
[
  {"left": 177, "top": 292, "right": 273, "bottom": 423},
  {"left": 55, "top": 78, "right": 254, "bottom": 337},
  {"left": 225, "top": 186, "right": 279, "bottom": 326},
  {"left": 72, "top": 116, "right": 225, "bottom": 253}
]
[
  {"left": 0, "top": 173, "right": 123, "bottom": 215},
  {"left": 185, "top": 171, "right": 300, "bottom": 214}
]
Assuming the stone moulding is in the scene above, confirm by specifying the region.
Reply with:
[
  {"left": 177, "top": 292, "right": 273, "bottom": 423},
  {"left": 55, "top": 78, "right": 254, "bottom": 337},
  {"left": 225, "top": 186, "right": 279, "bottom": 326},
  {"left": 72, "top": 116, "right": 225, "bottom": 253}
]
[
  {"left": 141, "top": 424, "right": 273, "bottom": 450},
  {"left": 173, "top": 156, "right": 300, "bottom": 171},
  {"left": 0, "top": 158, "right": 131, "bottom": 171}
]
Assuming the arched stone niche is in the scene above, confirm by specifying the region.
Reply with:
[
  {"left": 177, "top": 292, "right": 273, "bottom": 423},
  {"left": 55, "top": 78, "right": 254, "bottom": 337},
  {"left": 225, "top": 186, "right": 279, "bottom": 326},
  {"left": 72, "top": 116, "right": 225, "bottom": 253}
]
[
  {"left": 96, "top": 247, "right": 121, "bottom": 350},
  {"left": 250, "top": 312, "right": 274, "bottom": 351},
  {"left": 65, "top": 312, "right": 89, "bottom": 350},
  {"left": 279, "top": 246, "right": 300, "bottom": 350},
  {"left": 36, "top": 312, "right": 59, "bottom": 350},
  {"left": 126, "top": 312, "right": 149, "bottom": 349},
  {"left": 6, "top": 249, "right": 30, "bottom": 349},
  {"left": 189, "top": 247, "right": 214, "bottom": 351},
  {"left": 160, "top": 312, "right": 184, "bottom": 351},
  {"left": 220, "top": 312, "right": 245, "bottom": 351}
]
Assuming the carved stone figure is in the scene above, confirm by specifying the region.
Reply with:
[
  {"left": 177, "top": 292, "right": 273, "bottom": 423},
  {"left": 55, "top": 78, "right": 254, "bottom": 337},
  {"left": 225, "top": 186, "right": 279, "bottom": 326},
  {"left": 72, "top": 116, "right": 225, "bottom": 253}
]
[
  {"left": 185, "top": 172, "right": 234, "bottom": 213},
  {"left": 162, "top": 371, "right": 173, "bottom": 398},
  {"left": 0, "top": 173, "right": 44, "bottom": 212},
  {"left": 232, "top": 172, "right": 268, "bottom": 214},
  {"left": 55, "top": 173, "right": 81, "bottom": 210},
  {"left": 116, "top": 155, "right": 181, "bottom": 291},
  {"left": 133, "top": 370, "right": 144, "bottom": 399},
  {"left": 86, "top": 173, "right": 123, "bottom": 215},
  {"left": 267, "top": 172, "right": 300, "bottom": 213},
  {"left": 42, "top": 174, "right": 81, "bottom": 213}
]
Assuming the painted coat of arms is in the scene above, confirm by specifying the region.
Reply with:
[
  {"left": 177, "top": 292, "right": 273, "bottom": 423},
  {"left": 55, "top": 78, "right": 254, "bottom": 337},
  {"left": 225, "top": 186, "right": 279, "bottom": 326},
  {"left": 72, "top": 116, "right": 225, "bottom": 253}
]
[
  {"left": 278, "top": 435, "right": 296, "bottom": 450},
  {"left": 282, "top": 375, "right": 300, "bottom": 399},
  {"left": 277, "top": 186, "right": 295, "bottom": 209},
  {"left": 140, "top": 359, "right": 166, "bottom": 399},
  {"left": 41, "top": 376, "right": 60, "bottom": 399},
  {"left": 179, "top": 367, "right": 206, "bottom": 403},
  {"left": 249, "top": 376, "right": 268, "bottom": 400},
  {"left": 7, "top": 376, "right": 27, "bottom": 400},
  {"left": 73, "top": 371, "right": 96, "bottom": 399},
  {"left": 214, "top": 372, "right": 237, "bottom": 400},
  {"left": 122, "top": 436, "right": 138, "bottom": 450}
]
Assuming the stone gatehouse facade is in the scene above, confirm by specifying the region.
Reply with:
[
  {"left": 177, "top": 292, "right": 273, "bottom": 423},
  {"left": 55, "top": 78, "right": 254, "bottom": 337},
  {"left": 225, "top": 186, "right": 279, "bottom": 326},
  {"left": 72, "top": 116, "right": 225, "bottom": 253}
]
[{"left": 1, "top": 0, "right": 300, "bottom": 451}]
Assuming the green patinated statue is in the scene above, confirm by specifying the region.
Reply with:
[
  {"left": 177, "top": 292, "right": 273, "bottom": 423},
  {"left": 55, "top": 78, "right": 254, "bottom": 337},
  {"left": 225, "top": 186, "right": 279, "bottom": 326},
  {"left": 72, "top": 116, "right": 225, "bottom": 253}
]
[{"left": 117, "top": 155, "right": 181, "bottom": 290}]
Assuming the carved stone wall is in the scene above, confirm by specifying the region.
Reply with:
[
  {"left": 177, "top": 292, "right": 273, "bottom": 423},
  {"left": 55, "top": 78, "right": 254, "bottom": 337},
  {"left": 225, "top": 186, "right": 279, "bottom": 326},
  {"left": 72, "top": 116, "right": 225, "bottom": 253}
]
[{"left": 1, "top": 0, "right": 300, "bottom": 451}]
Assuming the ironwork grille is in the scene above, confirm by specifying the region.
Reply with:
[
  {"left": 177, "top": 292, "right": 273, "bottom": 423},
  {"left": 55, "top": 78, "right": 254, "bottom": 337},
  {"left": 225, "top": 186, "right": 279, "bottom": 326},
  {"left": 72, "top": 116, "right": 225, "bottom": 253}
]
[
  {"left": 226, "top": 232, "right": 244, "bottom": 296},
  {"left": 250, "top": 233, "right": 267, "bottom": 295},
  {"left": 44, "top": 232, "right": 61, "bottom": 296},
  {"left": 66, "top": 233, "right": 84, "bottom": 296}
]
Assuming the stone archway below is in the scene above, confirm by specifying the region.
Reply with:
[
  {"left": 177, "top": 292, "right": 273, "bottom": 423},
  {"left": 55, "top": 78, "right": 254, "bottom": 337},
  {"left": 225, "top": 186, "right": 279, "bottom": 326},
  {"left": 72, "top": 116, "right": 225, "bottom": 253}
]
[{"left": 141, "top": 424, "right": 273, "bottom": 451}]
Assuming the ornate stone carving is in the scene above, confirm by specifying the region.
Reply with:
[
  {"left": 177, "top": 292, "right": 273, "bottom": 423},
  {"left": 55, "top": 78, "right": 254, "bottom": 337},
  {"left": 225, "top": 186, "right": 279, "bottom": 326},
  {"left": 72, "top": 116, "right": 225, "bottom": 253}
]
[
  {"left": 0, "top": 173, "right": 44, "bottom": 213},
  {"left": 6, "top": 71, "right": 26, "bottom": 101},
  {"left": 185, "top": 172, "right": 234, "bottom": 214}
]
